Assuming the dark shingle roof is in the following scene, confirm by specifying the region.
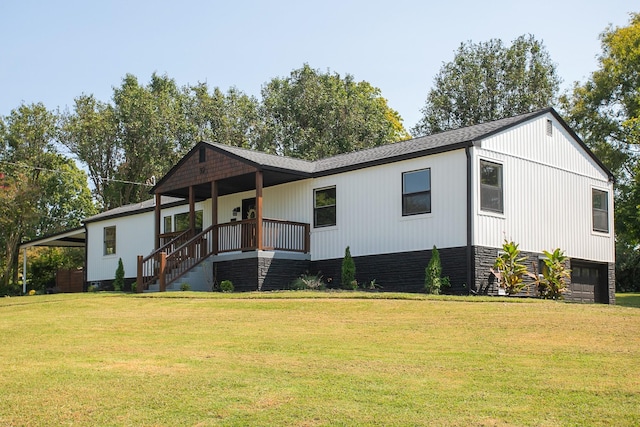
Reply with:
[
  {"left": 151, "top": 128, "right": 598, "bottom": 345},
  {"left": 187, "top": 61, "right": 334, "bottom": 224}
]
[
  {"left": 207, "top": 109, "right": 547, "bottom": 175},
  {"left": 84, "top": 196, "right": 184, "bottom": 224}
]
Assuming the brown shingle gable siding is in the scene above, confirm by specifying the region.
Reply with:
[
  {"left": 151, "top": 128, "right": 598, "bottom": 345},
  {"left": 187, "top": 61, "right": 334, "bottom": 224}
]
[{"left": 156, "top": 146, "right": 257, "bottom": 194}]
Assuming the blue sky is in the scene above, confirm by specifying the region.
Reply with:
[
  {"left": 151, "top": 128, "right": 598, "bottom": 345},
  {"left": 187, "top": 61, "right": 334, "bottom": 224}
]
[{"left": 0, "top": 0, "right": 635, "bottom": 130}]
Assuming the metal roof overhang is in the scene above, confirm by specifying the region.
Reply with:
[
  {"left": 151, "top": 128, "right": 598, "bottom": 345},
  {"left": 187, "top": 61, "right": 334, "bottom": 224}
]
[{"left": 19, "top": 227, "right": 86, "bottom": 250}]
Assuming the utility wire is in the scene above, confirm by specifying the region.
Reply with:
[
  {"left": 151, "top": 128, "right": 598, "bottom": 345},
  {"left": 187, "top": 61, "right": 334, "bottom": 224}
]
[{"left": 0, "top": 159, "right": 154, "bottom": 186}]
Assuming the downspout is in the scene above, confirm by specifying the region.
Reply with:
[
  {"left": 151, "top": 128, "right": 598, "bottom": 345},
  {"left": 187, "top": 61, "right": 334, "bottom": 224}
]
[
  {"left": 23, "top": 247, "right": 27, "bottom": 295},
  {"left": 83, "top": 223, "right": 88, "bottom": 292},
  {"left": 465, "top": 145, "right": 473, "bottom": 294}
]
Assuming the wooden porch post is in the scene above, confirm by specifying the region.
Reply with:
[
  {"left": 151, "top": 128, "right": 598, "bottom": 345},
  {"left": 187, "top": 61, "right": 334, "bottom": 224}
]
[
  {"left": 136, "top": 255, "right": 143, "bottom": 293},
  {"left": 255, "top": 171, "right": 263, "bottom": 251},
  {"left": 159, "top": 252, "right": 166, "bottom": 292},
  {"left": 154, "top": 193, "right": 162, "bottom": 249},
  {"left": 211, "top": 180, "right": 218, "bottom": 254},
  {"left": 189, "top": 185, "right": 196, "bottom": 232}
]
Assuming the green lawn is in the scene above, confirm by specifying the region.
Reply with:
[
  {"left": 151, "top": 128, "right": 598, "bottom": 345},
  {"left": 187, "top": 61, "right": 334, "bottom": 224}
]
[{"left": 1, "top": 292, "right": 639, "bottom": 426}]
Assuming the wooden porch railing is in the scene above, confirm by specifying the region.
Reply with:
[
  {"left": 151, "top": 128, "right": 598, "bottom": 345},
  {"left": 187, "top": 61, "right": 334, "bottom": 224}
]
[
  {"left": 137, "top": 219, "right": 310, "bottom": 292},
  {"left": 136, "top": 229, "right": 192, "bottom": 292}
]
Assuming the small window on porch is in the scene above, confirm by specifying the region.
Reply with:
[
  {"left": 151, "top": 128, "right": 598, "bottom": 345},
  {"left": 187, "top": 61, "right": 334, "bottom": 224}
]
[
  {"left": 314, "top": 187, "right": 336, "bottom": 228},
  {"left": 163, "top": 216, "right": 172, "bottom": 233},
  {"left": 104, "top": 226, "right": 116, "bottom": 255},
  {"left": 174, "top": 210, "right": 203, "bottom": 233}
]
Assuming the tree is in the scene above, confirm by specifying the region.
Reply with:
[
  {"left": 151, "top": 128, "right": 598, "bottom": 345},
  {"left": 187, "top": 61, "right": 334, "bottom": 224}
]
[
  {"left": 59, "top": 94, "right": 119, "bottom": 210},
  {"left": 413, "top": 35, "right": 560, "bottom": 136},
  {"left": 0, "top": 103, "right": 95, "bottom": 288},
  {"left": 560, "top": 13, "right": 640, "bottom": 291},
  {"left": 183, "top": 83, "right": 260, "bottom": 148},
  {"left": 258, "top": 64, "right": 409, "bottom": 160},
  {"left": 114, "top": 258, "right": 125, "bottom": 291},
  {"left": 341, "top": 246, "right": 356, "bottom": 289},
  {"left": 425, "top": 245, "right": 449, "bottom": 295}
]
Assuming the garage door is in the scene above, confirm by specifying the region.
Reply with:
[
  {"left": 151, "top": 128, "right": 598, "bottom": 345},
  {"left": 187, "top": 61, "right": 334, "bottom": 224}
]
[{"left": 570, "top": 262, "right": 608, "bottom": 304}]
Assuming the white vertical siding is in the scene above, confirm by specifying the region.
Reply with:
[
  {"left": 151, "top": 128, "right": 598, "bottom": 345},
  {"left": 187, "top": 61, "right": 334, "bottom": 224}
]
[
  {"left": 86, "top": 212, "right": 155, "bottom": 282},
  {"left": 309, "top": 150, "right": 468, "bottom": 260},
  {"left": 473, "top": 113, "right": 614, "bottom": 262}
]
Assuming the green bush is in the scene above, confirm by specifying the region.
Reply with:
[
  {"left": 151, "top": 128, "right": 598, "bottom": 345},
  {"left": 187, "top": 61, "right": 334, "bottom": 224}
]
[
  {"left": 535, "top": 248, "right": 571, "bottom": 300},
  {"left": 491, "top": 240, "right": 529, "bottom": 295},
  {"left": 180, "top": 283, "right": 191, "bottom": 292},
  {"left": 425, "top": 245, "right": 450, "bottom": 295},
  {"left": 341, "top": 246, "right": 356, "bottom": 289},
  {"left": 113, "top": 258, "right": 125, "bottom": 291},
  {"left": 291, "top": 273, "right": 325, "bottom": 290},
  {"left": 220, "top": 280, "right": 234, "bottom": 293}
]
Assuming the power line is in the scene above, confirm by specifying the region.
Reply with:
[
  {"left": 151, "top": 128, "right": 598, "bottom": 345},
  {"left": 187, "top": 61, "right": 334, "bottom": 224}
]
[{"left": 0, "top": 160, "right": 153, "bottom": 186}]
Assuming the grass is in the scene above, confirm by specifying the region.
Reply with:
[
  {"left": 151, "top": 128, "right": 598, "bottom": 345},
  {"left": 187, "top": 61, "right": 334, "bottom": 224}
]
[{"left": 0, "top": 292, "right": 639, "bottom": 426}]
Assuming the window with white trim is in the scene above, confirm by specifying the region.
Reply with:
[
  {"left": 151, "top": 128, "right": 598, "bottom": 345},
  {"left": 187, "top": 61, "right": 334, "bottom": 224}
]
[
  {"left": 480, "top": 160, "right": 503, "bottom": 213},
  {"left": 314, "top": 187, "right": 336, "bottom": 228},
  {"left": 592, "top": 189, "right": 609, "bottom": 233},
  {"left": 402, "top": 168, "right": 431, "bottom": 216}
]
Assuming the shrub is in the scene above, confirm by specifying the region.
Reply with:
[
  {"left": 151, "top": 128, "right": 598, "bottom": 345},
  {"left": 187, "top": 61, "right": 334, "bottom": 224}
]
[
  {"left": 220, "top": 280, "right": 234, "bottom": 293},
  {"left": 28, "top": 289, "right": 36, "bottom": 296},
  {"left": 341, "top": 246, "right": 356, "bottom": 289},
  {"left": 291, "top": 273, "right": 325, "bottom": 290},
  {"left": 534, "top": 248, "right": 571, "bottom": 300},
  {"left": 130, "top": 282, "right": 137, "bottom": 293},
  {"left": 180, "top": 283, "right": 191, "bottom": 292},
  {"left": 425, "top": 245, "right": 450, "bottom": 295},
  {"left": 491, "top": 240, "right": 529, "bottom": 295},
  {"left": 87, "top": 284, "right": 98, "bottom": 293},
  {"left": 113, "top": 258, "right": 125, "bottom": 291}
]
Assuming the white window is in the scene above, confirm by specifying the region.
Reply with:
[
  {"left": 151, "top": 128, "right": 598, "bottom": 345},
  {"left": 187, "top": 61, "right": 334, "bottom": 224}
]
[
  {"left": 480, "top": 160, "right": 503, "bottom": 213},
  {"left": 592, "top": 189, "right": 609, "bottom": 233},
  {"left": 402, "top": 169, "right": 431, "bottom": 216}
]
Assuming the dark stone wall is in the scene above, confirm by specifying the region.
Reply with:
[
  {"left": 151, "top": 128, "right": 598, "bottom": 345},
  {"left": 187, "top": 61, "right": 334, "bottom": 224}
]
[
  {"left": 472, "top": 246, "right": 539, "bottom": 297},
  {"left": 608, "top": 263, "right": 616, "bottom": 305},
  {"left": 214, "top": 257, "right": 259, "bottom": 292},
  {"left": 311, "top": 247, "right": 468, "bottom": 293},
  {"left": 259, "top": 257, "right": 310, "bottom": 291},
  {"left": 213, "top": 256, "right": 310, "bottom": 292}
]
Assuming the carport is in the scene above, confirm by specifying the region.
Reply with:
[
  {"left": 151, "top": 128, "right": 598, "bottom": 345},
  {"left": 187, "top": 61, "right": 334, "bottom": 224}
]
[{"left": 18, "top": 227, "right": 86, "bottom": 293}]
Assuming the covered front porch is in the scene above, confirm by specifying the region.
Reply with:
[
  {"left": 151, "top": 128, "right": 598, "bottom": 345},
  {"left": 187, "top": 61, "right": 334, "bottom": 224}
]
[{"left": 136, "top": 142, "right": 313, "bottom": 292}]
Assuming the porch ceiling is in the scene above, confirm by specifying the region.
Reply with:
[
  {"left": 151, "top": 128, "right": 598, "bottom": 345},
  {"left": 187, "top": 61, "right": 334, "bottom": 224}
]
[{"left": 161, "top": 170, "right": 308, "bottom": 200}]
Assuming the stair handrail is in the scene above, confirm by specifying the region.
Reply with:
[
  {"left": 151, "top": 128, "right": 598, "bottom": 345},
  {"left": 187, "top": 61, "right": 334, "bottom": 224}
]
[{"left": 136, "top": 229, "right": 193, "bottom": 292}]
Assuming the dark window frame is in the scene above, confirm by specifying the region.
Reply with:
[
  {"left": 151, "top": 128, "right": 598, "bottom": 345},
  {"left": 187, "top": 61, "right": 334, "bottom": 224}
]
[
  {"left": 592, "top": 189, "right": 609, "bottom": 233},
  {"left": 402, "top": 168, "right": 431, "bottom": 216},
  {"left": 313, "top": 186, "right": 336, "bottom": 228},
  {"left": 480, "top": 160, "right": 504, "bottom": 214},
  {"left": 104, "top": 226, "right": 116, "bottom": 256}
]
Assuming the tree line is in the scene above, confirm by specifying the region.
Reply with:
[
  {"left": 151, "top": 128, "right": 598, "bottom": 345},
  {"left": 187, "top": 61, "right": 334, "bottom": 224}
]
[{"left": 1, "top": 12, "right": 639, "bottom": 292}]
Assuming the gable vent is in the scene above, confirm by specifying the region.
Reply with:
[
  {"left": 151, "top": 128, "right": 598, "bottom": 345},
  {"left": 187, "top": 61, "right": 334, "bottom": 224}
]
[{"left": 546, "top": 119, "right": 553, "bottom": 137}]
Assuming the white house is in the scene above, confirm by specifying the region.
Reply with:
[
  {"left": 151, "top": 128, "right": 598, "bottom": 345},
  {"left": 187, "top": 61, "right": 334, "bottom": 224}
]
[{"left": 36, "top": 108, "right": 614, "bottom": 303}]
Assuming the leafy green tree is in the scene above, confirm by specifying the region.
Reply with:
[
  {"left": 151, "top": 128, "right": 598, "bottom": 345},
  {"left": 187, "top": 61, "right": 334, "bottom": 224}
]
[
  {"left": 560, "top": 13, "right": 640, "bottom": 291},
  {"left": 59, "top": 94, "right": 119, "bottom": 210},
  {"left": 413, "top": 35, "right": 560, "bottom": 136},
  {"left": 341, "top": 246, "right": 356, "bottom": 289},
  {"left": 0, "top": 103, "right": 95, "bottom": 287},
  {"left": 258, "top": 64, "right": 409, "bottom": 160},
  {"left": 110, "top": 73, "right": 191, "bottom": 207},
  {"left": 184, "top": 83, "right": 260, "bottom": 148}
]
